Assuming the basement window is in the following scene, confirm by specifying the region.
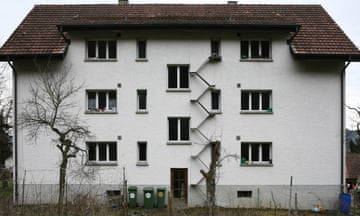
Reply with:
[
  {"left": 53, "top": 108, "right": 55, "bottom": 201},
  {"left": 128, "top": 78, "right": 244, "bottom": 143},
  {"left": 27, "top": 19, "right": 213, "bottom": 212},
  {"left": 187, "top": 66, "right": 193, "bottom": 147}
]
[{"left": 237, "top": 191, "right": 252, "bottom": 198}]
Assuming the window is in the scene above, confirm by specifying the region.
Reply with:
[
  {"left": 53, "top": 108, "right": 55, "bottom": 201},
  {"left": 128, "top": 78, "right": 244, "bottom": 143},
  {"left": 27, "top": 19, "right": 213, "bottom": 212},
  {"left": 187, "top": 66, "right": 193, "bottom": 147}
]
[
  {"left": 210, "top": 39, "right": 221, "bottom": 57},
  {"left": 237, "top": 191, "right": 252, "bottom": 198},
  {"left": 241, "top": 142, "right": 272, "bottom": 165},
  {"left": 86, "top": 90, "right": 117, "bottom": 113},
  {"left": 241, "top": 40, "right": 271, "bottom": 59},
  {"left": 86, "top": 40, "right": 117, "bottom": 60},
  {"left": 137, "top": 141, "right": 148, "bottom": 166},
  {"left": 137, "top": 89, "right": 147, "bottom": 113},
  {"left": 87, "top": 142, "right": 117, "bottom": 164},
  {"left": 137, "top": 40, "right": 147, "bottom": 59},
  {"left": 241, "top": 90, "right": 272, "bottom": 112},
  {"left": 167, "top": 65, "right": 189, "bottom": 90},
  {"left": 211, "top": 90, "right": 221, "bottom": 112},
  {"left": 168, "top": 117, "right": 190, "bottom": 143}
]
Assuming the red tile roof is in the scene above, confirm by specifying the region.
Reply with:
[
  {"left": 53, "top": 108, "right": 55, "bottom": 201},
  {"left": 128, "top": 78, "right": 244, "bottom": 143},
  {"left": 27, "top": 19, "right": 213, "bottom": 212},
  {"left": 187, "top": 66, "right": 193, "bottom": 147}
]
[{"left": 1, "top": 4, "right": 360, "bottom": 60}]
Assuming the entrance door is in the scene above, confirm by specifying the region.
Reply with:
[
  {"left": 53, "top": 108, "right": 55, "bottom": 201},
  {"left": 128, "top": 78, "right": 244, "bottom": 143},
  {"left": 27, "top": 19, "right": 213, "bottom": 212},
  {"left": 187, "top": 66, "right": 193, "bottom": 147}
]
[{"left": 171, "top": 168, "right": 188, "bottom": 204}]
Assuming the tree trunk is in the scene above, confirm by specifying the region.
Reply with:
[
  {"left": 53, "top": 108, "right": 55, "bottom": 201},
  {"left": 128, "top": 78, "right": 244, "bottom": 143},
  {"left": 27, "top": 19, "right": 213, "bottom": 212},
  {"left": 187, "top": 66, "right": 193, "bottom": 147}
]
[{"left": 58, "top": 155, "right": 68, "bottom": 215}]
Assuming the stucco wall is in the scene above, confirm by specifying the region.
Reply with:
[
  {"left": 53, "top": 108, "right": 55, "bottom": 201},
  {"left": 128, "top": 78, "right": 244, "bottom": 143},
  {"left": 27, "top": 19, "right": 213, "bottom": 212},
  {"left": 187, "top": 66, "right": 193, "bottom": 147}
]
[{"left": 14, "top": 30, "right": 344, "bottom": 208}]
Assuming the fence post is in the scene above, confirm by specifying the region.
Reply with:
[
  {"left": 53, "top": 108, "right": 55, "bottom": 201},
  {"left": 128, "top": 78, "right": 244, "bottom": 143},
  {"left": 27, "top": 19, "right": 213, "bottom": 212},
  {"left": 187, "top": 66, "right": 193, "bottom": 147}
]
[{"left": 288, "top": 176, "right": 293, "bottom": 216}]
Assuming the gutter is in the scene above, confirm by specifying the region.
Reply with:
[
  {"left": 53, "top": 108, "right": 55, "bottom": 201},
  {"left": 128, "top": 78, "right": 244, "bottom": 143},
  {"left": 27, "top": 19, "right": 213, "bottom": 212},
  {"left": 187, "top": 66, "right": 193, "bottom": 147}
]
[
  {"left": 7, "top": 60, "right": 18, "bottom": 204},
  {"left": 341, "top": 59, "right": 351, "bottom": 192}
]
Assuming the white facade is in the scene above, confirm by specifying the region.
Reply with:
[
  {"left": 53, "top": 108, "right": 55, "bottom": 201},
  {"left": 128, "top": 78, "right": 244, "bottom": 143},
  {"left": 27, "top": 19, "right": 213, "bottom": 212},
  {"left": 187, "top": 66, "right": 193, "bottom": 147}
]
[{"left": 14, "top": 30, "right": 344, "bottom": 209}]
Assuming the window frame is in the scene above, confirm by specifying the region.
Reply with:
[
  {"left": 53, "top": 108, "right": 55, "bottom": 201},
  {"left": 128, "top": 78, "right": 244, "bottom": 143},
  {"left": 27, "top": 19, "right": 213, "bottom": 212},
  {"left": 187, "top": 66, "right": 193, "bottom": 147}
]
[
  {"left": 240, "top": 142, "right": 272, "bottom": 166},
  {"left": 167, "top": 117, "right": 191, "bottom": 145},
  {"left": 86, "top": 90, "right": 117, "bottom": 114},
  {"left": 136, "top": 89, "right": 148, "bottom": 114},
  {"left": 86, "top": 39, "right": 117, "bottom": 61},
  {"left": 167, "top": 65, "right": 190, "bottom": 92},
  {"left": 137, "top": 141, "right": 148, "bottom": 166},
  {"left": 136, "top": 39, "right": 147, "bottom": 61},
  {"left": 86, "top": 141, "right": 117, "bottom": 166},
  {"left": 240, "top": 90, "right": 272, "bottom": 114},
  {"left": 240, "top": 39, "right": 272, "bottom": 61},
  {"left": 211, "top": 89, "right": 221, "bottom": 113},
  {"left": 210, "top": 39, "right": 221, "bottom": 57}
]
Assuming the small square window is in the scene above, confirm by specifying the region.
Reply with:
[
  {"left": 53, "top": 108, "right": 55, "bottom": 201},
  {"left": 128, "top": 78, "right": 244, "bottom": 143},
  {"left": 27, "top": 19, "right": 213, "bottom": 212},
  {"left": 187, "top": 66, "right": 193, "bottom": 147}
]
[{"left": 237, "top": 191, "right": 252, "bottom": 198}]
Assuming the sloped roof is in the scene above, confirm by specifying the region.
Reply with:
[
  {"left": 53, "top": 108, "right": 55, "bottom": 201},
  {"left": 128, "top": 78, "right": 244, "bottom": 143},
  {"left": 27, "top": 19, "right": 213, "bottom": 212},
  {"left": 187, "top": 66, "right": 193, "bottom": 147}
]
[{"left": 1, "top": 4, "right": 360, "bottom": 60}]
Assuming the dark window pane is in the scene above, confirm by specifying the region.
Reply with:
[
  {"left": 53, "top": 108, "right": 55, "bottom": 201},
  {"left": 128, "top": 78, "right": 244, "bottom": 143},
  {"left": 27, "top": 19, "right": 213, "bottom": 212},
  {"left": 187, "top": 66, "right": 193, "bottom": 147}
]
[
  {"left": 211, "top": 40, "right": 220, "bottom": 56},
  {"left": 138, "top": 40, "right": 146, "bottom": 58},
  {"left": 98, "top": 41, "right": 107, "bottom": 59},
  {"left": 262, "top": 92, "right": 271, "bottom": 110},
  {"left": 261, "top": 41, "right": 270, "bottom": 58},
  {"left": 169, "top": 118, "right": 178, "bottom": 140},
  {"left": 262, "top": 144, "right": 270, "bottom": 162},
  {"left": 109, "top": 143, "right": 117, "bottom": 161},
  {"left": 108, "top": 40, "right": 117, "bottom": 59},
  {"left": 241, "top": 92, "right": 250, "bottom": 110},
  {"left": 180, "top": 118, "right": 189, "bottom": 140},
  {"left": 108, "top": 91, "right": 116, "bottom": 110},
  {"left": 138, "top": 90, "right": 147, "bottom": 110},
  {"left": 98, "top": 92, "right": 107, "bottom": 111},
  {"left": 168, "top": 66, "right": 178, "bottom": 88},
  {"left": 87, "top": 92, "right": 96, "bottom": 110},
  {"left": 179, "top": 66, "right": 189, "bottom": 88},
  {"left": 87, "top": 41, "right": 96, "bottom": 58},
  {"left": 138, "top": 142, "right": 147, "bottom": 161},
  {"left": 251, "top": 144, "right": 259, "bottom": 161},
  {"left": 98, "top": 143, "right": 107, "bottom": 161},
  {"left": 251, "top": 92, "right": 260, "bottom": 110},
  {"left": 241, "top": 41, "right": 249, "bottom": 59},
  {"left": 211, "top": 91, "right": 220, "bottom": 110},
  {"left": 241, "top": 143, "right": 249, "bottom": 161},
  {"left": 251, "top": 41, "right": 260, "bottom": 58},
  {"left": 88, "top": 143, "right": 96, "bottom": 161}
]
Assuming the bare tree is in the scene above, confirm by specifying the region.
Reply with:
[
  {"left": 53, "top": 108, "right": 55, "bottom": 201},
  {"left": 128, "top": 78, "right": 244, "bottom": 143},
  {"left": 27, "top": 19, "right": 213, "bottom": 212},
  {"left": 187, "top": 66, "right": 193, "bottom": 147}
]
[
  {"left": 20, "top": 67, "right": 90, "bottom": 212},
  {"left": 200, "top": 141, "right": 239, "bottom": 216},
  {"left": 348, "top": 105, "right": 360, "bottom": 137}
]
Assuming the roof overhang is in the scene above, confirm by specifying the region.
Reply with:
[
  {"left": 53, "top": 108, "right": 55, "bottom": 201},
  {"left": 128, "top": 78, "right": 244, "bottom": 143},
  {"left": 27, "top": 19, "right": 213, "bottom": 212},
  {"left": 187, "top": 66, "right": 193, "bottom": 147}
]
[
  {"left": 57, "top": 23, "right": 301, "bottom": 32},
  {"left": 291, "top": 52, "right": 360, "bottom": 62},
  {"left": 0, "top": 53, "right": 65, "bottom": 61}
]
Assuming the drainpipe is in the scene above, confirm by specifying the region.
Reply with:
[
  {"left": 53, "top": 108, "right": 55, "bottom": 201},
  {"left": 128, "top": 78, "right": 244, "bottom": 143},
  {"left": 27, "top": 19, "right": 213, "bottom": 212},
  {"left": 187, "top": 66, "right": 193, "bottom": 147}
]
[
  {"left": 7, "top": 59, "right": 18, "bottom": 204},
  {"left": 340, "top": 59, "right": 351, "bottom": 193}
]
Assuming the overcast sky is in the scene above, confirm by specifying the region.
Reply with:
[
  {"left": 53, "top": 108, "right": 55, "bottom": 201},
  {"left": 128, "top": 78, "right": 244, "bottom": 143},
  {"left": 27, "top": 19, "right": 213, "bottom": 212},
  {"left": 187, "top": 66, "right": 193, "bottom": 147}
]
[{"left": 1, "top": 0, "right": 359, "bottom": 128}]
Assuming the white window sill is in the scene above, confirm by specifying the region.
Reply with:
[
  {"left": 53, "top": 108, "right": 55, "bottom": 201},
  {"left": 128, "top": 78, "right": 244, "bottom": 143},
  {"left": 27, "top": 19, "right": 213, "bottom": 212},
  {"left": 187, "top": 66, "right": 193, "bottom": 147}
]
[
  {"left": 240, "top": 110, "right": 273, "bottom": 114},
  {"left": 86, "top": 161, "right": 118, "bottom": 166},
  {"left": 136, "top": 161, "right": 149, "bottom": 166},
  {"left": 240, "top": 163, "right": 273, "bottom": 167},
  {"left": 240, "top": 58, "right": 273, "bottom": 62},
  {"left": 167, "top": 141, "right": 192, "bottom": 145},
  {"left": 85, "top": 111, "right": 118, "bottom": 114},
  {"left": 135, "top": 58, "right": 148, "bottom": 62},
  {"left": 85, "top": 59, "right": 117, "bottom": 62},
  {"left": 210, "top": 110, "right": 222, "bottom": 115},
  {"left": 136, "top": 110, "right": 148, "bottom": 114},
  {"left": 166, "top": 88, "right": 191, "bottom": 92}
]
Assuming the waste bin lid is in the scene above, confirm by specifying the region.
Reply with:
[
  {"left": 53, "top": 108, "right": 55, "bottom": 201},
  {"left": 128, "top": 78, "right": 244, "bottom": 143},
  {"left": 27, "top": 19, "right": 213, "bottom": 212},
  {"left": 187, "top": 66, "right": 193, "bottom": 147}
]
[
  {"left": 143, "top": 187, "right": 154, "bottom": 192},
  {"left": 157, "top": 187, "right": 166, "bottom": 191},
  {"left": 128, "top": 186, "right": 137, "bottom": 190}
]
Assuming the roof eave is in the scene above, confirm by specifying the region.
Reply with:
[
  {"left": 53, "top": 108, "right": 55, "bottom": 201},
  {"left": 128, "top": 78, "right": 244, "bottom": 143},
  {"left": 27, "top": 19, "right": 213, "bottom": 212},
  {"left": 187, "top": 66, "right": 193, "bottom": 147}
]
[
  {"left": 57, "top": 23, "right": 300, "bottom": 32},
  {"left": 0, "top": 53, "right": 66, "bottom": 62},
  {"left": 292, "top": 53, "right": 360, "bottom": 61}
]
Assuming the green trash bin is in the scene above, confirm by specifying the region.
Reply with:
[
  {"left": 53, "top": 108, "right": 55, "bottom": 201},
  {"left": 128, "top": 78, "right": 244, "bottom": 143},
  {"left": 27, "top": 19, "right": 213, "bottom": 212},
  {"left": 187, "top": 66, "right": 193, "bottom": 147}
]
[
  {"left": 143, "top": 187, "right": 154, "bottom": 209},
  {"left": 128, "top": 186, "right": 137, "bottom": 208},
  {"left": 157, "top": 187, "right": 166, "bottom": 208}
]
